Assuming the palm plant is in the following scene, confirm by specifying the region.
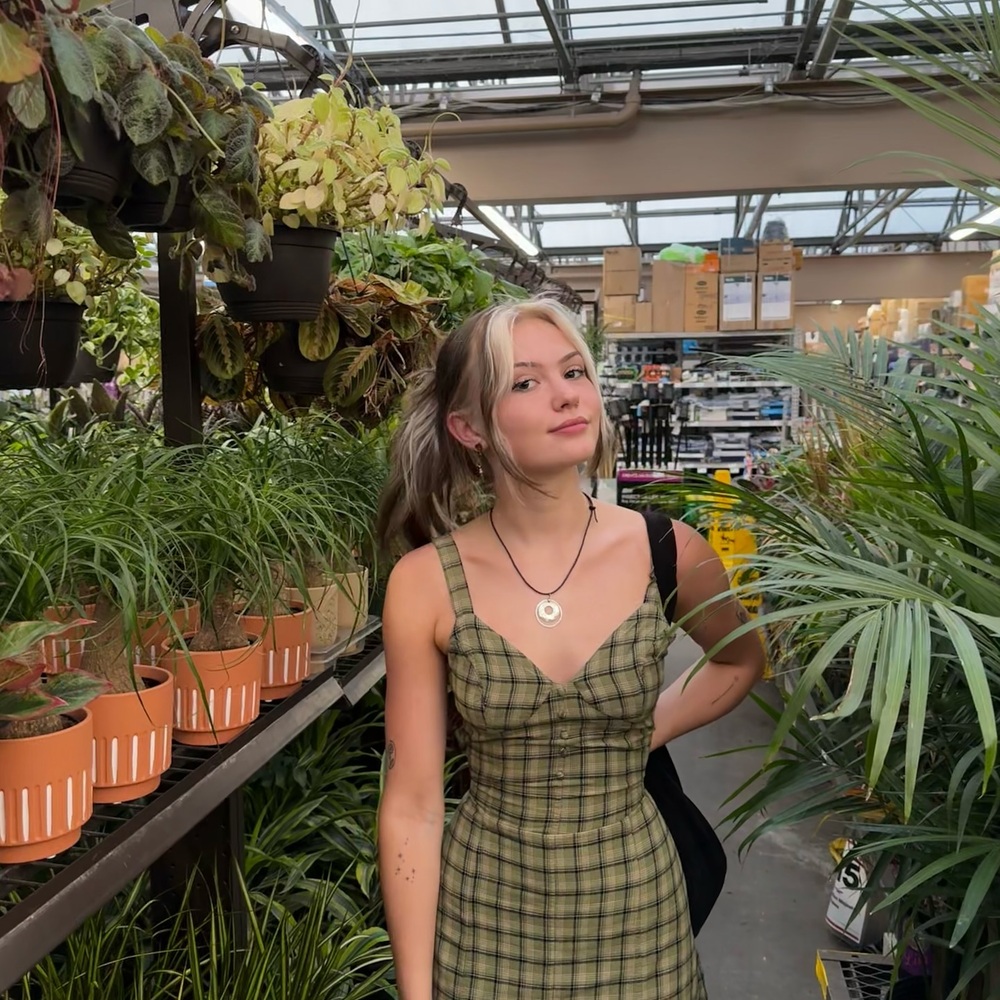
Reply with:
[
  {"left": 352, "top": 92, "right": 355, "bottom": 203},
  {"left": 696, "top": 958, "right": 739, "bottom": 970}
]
[{"left": 654, "top": 320, "right": 1000, "bottom": 996}]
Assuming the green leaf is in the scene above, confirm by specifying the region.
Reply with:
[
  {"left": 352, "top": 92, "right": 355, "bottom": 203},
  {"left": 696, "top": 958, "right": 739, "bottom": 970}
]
[
  {"left": 903, "top": 601, "right": 931, "bottom": 821},
  {"left": 162, "top": 41, "right": 208, "bottom": 81},
  {"left": 242, "top": 217, "right": 270, "bottom": 264},
  {"left": 1, "top": 186, "right": 49, "bottom": 241},
  {"left": 388, "top": 307, "right": 422, "bottom": 341},
  {"left": 86, "top": 209, "right": 137, "bottom": 259},
  {"left": 0, "top": 19, "right": 42, "bottom": 84},
  {"left": 868, "top": 600, "right": 912, "bottom": 790},
  {"left": 198, "top": 108, "right": 236, "bottom": 143},
  {"left": 8, "top": 73, "right": 47, "bottom": 130},
  {"left": 193, "top": 188, "right": 246, "bottom": 251},
  {"left": 949, "top": 848, "right": 1000, "bottom": 948},
  {"left": 131, "top": 141, "right": 173, "bottom": 187},
  {"left": 88, "top": 25, "right": 145, "bottom": 85},
  {"left": 94, "top": 90, "right": 122, "bottom": 139},
  {"left": 224, "top": 114, "right": 258, "bottom": 185},
  {"left": 118, "top": 72, "right": 172, "bottom": 145},
  {"left": 200, "top": 314, "right": 247, "bottom": 380},
  {"left": 298, "top": 307, "right": 340, "bottom": 361},
  {"left": 0, "top": 688, "right": 62, "bottom": 723},
  {"left": 934, "top": 603, "right": 998, "bottom": 788},
  {"left": 41, "top": 669, "right": 109, "bottom": 710},
  {"left": 44, "top": 16, "right": 96, "bottom": 102},
  {"left": 240, "top": 85, "right": 274, "bottom": 120},
  {"left": 323, "top": 346, "right": 377, "bottom": 408}
]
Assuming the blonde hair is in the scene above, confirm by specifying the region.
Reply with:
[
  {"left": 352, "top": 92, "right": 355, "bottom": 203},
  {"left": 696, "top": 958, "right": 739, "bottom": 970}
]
[{"left": 377, "top": 296, "right": 615, "bottom": 554}]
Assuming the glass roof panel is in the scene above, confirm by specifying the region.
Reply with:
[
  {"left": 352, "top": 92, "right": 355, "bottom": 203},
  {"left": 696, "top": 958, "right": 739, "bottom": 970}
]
[
  {"left": 770, "top": 208, "right": 845, "bottom": 239},
  {"left": 538, "top": 217, "right": 634, "bottom": 248},
  {"left": 639, "top": 212, "right": 737, "bottom": 245},
  {"left": 568, "top": 0, "right": 796, "bottom": 37}
]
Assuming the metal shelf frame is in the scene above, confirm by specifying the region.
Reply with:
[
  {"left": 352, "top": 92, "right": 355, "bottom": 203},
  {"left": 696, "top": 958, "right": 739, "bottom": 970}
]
[{"left": 0, "top": 627, "right": 385, "bottom": 990}]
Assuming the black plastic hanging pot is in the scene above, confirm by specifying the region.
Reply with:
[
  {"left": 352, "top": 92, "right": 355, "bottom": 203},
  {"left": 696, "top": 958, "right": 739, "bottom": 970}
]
[
  {"left": 54, "top": 105, "right": 128, "bottom": 211},
  {"left": 259, "top": 324, "right": 327, "bottom": 395},
  {"left": 63, "top": 335, "right": 121, "bottom": 387},
  {"left": 0, "top": 300, "right": 84, "bottom": 389},
  {"left": 217, "top": 224, "right": 340, "bottom": 323},
  {"left": 117, "top": 177, "right": 194, "bottom": 233}
]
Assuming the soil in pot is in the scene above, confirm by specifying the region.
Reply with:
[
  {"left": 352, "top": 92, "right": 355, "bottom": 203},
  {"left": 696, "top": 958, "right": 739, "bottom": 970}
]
[
  {"left": 0, "top": 708, "right": 94, "bottom": 863},
  {"left": 0, "top": 301, "right": 84, "bottom": 390},
  {"left": 259, "top": 323, "right": 327, "bottom": 395},
  {"left": 160, "top": 638, "right": 263, "bottom": 746},
  {"left": 89, "top": 666, "right": 174, "bottom": 804},
  {"left": 217, "top": 225, "right": 340, "bottom": 323},
  {"left": 239, "top": 604, "right": 314, "bottom": 701}
]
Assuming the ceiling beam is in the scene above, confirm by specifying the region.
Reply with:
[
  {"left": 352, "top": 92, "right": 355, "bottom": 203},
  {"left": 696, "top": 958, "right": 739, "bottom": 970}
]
[
  {"left": 311, "top": 0, "right": 350, "bottom": 55},
  {"left": 741, "top": 194, "right": 773, "bottom": 238},
  {"left": 790, "top": 0, "right": 827, "bottom": 77},
  {"left": 535, "top": 0, "right": 577, "bottom": 83},
  {"left": 242, "top": 16, "right": 975, "bottom": 87},
  {"left": 807, "top": 0, "right": 856, "bottom": 79},
  {"left": 833, "top": 188, "right": 917, "bottom": 252},
  {"left": 495, "top": 0, "right": 513, "bottom": 45}
]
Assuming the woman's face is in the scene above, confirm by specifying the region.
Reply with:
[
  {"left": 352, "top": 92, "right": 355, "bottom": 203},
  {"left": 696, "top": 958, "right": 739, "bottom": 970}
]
[{"left": 492, "top": 317, "right": 602, "bottom": 477}]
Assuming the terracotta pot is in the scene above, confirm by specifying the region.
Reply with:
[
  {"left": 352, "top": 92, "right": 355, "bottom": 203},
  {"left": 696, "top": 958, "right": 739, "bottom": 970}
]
[
  {"left": 0, "top": 708, "right": 94, "bottom": 863},
  {"left": 335, "top": 569, "right": 369, "bottom": 654},
  {"left": 89, "top": 666, "right": 174, "bottom": 804},
  {"left": 134, "top": 600, "right": 202, "bottom": 666},
  {"left": 42, "top": 603, "right": 97, "bottom": 674},
  {"left": 239, "top": 605, "right": 314, "bottom": 701},
  {"left": 160, "top": 638, "right": 263, "bottom": 746},
  {"left": 281, "top": 584, "right": 339, "bottom": 651}
]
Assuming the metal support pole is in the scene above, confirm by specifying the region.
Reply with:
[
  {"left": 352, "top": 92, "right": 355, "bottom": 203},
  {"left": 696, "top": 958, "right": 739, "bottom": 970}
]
[
  {"left": 157, "top": 234, "right": 203, "bottom": 447},
  {"left": 742, "top": 194, "right": 772, "bottom": 239}
]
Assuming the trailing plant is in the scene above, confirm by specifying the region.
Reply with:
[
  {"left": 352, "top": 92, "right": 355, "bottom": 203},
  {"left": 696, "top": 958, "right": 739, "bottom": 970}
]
[
  {"left": 1, "top": 3, "right": 272, "bottom": 277},
  {"left": 0, "top": 194, "right": 147, "bottom": 306}
]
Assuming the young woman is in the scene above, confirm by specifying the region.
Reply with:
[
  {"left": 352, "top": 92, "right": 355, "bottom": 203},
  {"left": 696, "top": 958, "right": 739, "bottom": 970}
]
[{"left": 376, "top": 298, "right": 765, "bottom": 999}]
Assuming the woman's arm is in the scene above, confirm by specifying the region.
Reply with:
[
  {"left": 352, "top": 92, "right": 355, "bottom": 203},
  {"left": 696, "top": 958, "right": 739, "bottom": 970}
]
[
  {"left": 377, "top": 547, "right": 449, "bottom": 1000},
  {"left": 652, "top": 520, "right": 765, "bottom": 749}
]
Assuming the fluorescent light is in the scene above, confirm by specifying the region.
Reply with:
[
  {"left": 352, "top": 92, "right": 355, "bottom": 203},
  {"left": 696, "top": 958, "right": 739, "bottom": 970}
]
[
  {"left": 472, "top": 205, "right": 542, "bottom": 258},
  {"left": 949, "top": 204, "right": 1000, "bottom": 241}
]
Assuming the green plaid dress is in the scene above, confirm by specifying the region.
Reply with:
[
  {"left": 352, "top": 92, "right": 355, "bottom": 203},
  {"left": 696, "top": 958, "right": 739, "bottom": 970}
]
[{"left": 433, "top": 535, "right": 707, "bottom": 999}]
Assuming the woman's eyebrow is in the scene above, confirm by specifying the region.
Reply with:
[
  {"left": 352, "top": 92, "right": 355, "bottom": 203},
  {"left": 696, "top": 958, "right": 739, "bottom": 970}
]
[{"left": 513, "top": 351, "right": 582, "bottom": 369}]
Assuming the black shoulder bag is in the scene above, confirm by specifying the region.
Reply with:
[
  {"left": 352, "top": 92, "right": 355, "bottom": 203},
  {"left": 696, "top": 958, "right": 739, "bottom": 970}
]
[{"left": 641, "top": 509, "right": 727, "bottom": 937}]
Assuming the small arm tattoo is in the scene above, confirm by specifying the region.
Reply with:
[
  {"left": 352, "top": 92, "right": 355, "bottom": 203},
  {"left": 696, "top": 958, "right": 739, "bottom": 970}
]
[{"left": 386, "top": 740, "right": 396, "bottom": 769}]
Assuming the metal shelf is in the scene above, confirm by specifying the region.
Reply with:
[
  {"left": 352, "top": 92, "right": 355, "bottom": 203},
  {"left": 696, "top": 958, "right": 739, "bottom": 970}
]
[
  {"left": 607, "top": 330, "right": 794, "bottom": 341},
  {"left": 0, "top": 624, "right": 385, "bottom": 990},
  {"left": 816, "top": 950, "right": 894, "bottom": 1000},
  {"left": 686, "top": 419, "right": 788, "bottom": 428}
]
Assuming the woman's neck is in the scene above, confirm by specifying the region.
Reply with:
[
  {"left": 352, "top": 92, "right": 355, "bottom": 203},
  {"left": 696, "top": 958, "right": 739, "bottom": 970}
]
[{"left": 489, "top": 470, "right": 592, "bottom": 545}]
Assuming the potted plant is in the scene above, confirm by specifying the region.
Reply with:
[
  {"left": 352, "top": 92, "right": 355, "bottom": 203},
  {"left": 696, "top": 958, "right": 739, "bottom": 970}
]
[
  {"left": 0, "top": 195, "right": 146, "bottom": 389},
  {"left": 207, "top": 83, "right": 446, "bottom": 322},
  {"left": 2, "top": 3, "right": 273, "bottom": 281},
  {"left": 0, "top": 619, "right": 108, "bottom": 863}
]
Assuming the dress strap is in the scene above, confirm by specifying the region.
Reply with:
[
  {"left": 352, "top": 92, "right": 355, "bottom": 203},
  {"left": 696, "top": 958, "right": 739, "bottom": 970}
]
[{"left": 433, "top": 534, "right": 475, "bottom": 617}]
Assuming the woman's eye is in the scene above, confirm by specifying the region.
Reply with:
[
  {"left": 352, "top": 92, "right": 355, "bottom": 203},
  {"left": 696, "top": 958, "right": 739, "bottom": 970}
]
[
  {"left": 565, "top": 367, "right": 586, "bottom": 379},
  {"left": 513, "top": 378, "right": 535, "bottom": 392}
]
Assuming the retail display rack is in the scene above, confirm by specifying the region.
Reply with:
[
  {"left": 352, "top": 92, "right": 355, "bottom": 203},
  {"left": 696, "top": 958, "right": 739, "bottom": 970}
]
[
  {"left": 0, "top": 622, "right": 386, "bottom": 991},
  {"left": 602, "top": 329, "right": 801, "bottom": 488}
]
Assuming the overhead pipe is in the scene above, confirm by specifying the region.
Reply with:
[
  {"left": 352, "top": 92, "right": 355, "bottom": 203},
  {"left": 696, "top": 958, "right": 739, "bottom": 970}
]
[{"left": 400, "top": 71, "right": 642, "bottom": 139}]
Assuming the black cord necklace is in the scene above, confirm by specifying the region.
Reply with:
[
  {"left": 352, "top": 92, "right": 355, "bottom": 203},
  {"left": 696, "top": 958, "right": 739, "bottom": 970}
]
[{"left": 489, "top": 492, "right": 597, "bottom": 629}]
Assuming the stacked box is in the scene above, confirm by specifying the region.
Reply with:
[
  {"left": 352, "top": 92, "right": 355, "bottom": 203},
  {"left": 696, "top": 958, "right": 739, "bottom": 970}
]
[
  {"left": 602, "top": 247, "right": 641, "bottom": 333},
  {"left": 756, "top": 241, "right": 795, "bottom": 330},
  {"left": 720, "top": 272, "right": 756, "bottom": 331}
]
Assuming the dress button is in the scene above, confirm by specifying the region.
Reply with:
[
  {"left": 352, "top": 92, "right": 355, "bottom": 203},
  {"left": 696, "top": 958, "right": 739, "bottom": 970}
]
[
  {"left": 560, "top": 729, "right": 569, "bottom": 739},
  {"left": 559, "top": 747, "right": 567, "bottom": 755},
  {"left": 556, "top": 770, "right": 564, "bottom": 778}
]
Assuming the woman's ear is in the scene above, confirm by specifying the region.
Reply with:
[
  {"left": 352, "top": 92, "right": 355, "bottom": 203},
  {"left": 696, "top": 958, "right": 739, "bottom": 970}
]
[{"left": 445, "top": 411, "right": 484, "bottom": 452}]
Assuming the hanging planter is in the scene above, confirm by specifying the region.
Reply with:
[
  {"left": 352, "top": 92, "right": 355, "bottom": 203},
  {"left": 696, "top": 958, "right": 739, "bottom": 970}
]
[
  {"left": 117, "top": 178, "right": 195, "bottom": 234},
  {"left": 160, "top": 638, "right": 264, "bottom": 747},
  {"left": 88, "top": 665, "right": 174, "bottom": 804},
  {"left": 259, "top": 322, "right": 328, "bottom": 394},
  {"left": 216, "top": 225, "right": 339, "bottom": 323},
  {"left": 63, "top": 334, "right": 121, "bottom": 387},
  {"left": 54, "top": 106, "right": 129, "bottom": 212},
  {"left": 0, "top": 301, "right": 84, "bottom": 390},
  {"left": 0, "top": 706, "right": 95, "bottom": 864},
  {"left": 239, "top": 605, "right": 314, "bottom": 701}
]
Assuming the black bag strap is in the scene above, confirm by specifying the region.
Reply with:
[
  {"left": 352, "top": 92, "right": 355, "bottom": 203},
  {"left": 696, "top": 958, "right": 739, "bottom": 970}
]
[{"left": 641, "top": 509, "right": 678, "bottom": 624}]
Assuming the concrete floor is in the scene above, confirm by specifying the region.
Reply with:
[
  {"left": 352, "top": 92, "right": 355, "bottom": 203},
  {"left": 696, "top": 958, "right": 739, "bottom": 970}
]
[{"left": 664, "top": 632, "right": 836, "bottom": 999}]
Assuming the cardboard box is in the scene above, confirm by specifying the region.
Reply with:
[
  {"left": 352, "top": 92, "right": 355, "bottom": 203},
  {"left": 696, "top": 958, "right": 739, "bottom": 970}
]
[
  {"left": 684, "top": 265, "right": 719, "bottom": 332},
  {"left": 651, "top": 260, "right": 686, "bottom": 332},
  {"left": 990, "top": 252, "right": 1000, "bottom": 304},
  {"left": 720, "top": 249, "right": 758, "bottom": 273},
  {"left": 634, "top": 301, "right": 654, "bottom": 333},
  {"left": 757, "top": 271, "right": 795, "bottom": 330},
  {"left": 758, "top": 241, "right": 795, "bottom": 272},
  {"left": 719, "top": 273, "right": 756, "bottom": 331},
  {"left": 603, "top": 246, "right": 641, "bottom": 297},
  {"left": 905, "top": 297, "right": 945, "bottom": 326},
  {"left": 603, "top": 294, "right": 636, "bottom": 333}
]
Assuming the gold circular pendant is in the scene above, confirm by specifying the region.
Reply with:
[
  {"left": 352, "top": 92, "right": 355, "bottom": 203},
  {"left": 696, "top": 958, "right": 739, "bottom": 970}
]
[{"left": 535, "top": 598, "right": 563, "bottom": 628}]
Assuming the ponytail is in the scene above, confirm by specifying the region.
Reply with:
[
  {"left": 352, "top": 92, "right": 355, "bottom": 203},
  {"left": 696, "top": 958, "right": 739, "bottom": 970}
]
[{"left": 375, "top": 366, "right": 480, "bottom": 556}]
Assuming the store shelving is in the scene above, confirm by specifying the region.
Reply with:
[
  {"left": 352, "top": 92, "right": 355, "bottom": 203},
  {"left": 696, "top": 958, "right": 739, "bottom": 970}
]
[{"left": 607, "top": 330, "right": 792, "bottom": 341}]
